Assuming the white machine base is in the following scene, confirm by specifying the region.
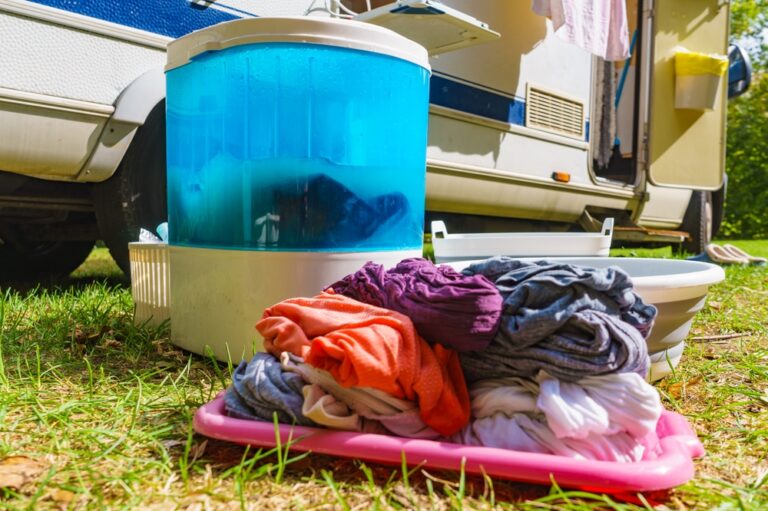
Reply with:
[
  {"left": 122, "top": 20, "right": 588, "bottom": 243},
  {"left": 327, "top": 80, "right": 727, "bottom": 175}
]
[{"left": 169, "top": 246, "right": 421, "bottom": 362}]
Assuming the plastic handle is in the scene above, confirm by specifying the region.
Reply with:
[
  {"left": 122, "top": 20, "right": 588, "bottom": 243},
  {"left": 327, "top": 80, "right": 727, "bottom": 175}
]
[
  {"left": 601, "top": 218, "right": 614, "bottom": 237},
  {"left": 431, "top": 220, "right": 448, "bottom": 239}
]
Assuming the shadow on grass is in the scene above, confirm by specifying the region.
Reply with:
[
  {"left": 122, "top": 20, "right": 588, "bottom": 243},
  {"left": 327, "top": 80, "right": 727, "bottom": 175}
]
[
  {"left": 0, "top": 273, "right": 129, "bottom": 295},
  {"left": 0, "top": 245, "right": 209, "bottom": 382},
  {"left": 0, "top": 246, "right": 129, "bottom": 295}
]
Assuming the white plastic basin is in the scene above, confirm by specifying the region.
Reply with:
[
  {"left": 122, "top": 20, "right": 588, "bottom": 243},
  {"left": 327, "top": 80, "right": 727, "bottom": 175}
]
[{"left": 445, "top": 257, "right": 725, "bottom": 380}]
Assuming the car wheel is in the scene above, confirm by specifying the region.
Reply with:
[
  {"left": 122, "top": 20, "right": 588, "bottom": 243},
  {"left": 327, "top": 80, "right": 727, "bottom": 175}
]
[
  {"left": 679, "top": 190, "right": 713, "bottom": 254},
  {"left": 93, "top": 101, "right": 167, "bottom": 275}
]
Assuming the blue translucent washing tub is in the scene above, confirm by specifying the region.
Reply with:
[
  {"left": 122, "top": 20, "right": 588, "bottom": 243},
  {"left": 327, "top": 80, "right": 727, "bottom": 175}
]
[{"left": 165, "top": 18, "right": 431, "bottom": 251}]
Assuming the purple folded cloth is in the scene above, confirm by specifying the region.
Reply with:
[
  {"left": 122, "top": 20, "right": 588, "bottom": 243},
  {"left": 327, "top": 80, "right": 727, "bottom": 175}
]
[{"left": 326, "top": 258, "right": 503, "bottom": 352}]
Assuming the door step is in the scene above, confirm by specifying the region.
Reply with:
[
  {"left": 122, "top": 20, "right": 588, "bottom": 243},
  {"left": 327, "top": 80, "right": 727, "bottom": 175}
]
[
  {"left": 578, "top": 211, "right": 688, "bottom": 244},
  {"left": 611, "top": 226, "right": 688, "bottom": 244}
]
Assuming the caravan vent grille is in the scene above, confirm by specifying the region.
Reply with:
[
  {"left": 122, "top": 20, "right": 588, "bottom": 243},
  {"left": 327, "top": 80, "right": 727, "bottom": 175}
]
[{"left": 526, "top": 86, "right": 585, "bottom": 139}]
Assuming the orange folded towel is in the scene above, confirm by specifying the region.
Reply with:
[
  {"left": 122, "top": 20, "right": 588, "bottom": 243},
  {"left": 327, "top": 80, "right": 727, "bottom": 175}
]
[{"left": 257, "top": 292, "right": 470, "bottom": 436}]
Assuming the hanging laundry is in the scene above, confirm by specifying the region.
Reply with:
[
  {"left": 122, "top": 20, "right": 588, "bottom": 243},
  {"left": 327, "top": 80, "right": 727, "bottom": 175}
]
[
  {"left": 327, "top": 258, "right": 503, "bottom": 352},
  {"left": 460, "top": 257, "right": 654, "bottom": 382},
  {"left": 452, "top": 412, "right": 654, "bottom": 462},
  {"left": 532, "top": 0, "right": 630, "bottom": 61},
  {"left": 592, "top": 58, "right": 618, "bottom": 169},
  {"left": 282, "top": 352, "right": 440, "bottom": 438},
  {"left": 257, "top": 292, "right": 471, "bottom": 436},
  {"left": 223, "top": 353, "right": 315, "bottom": 426}
]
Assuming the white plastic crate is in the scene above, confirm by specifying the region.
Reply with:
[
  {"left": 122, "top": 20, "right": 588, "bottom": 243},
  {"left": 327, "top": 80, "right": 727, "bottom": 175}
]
[
  {"left": 430, "top": 218, "right": 613, "bottom": 263},
  {"left": 128, "top": 242, "right": 170, "bottom": 327}
]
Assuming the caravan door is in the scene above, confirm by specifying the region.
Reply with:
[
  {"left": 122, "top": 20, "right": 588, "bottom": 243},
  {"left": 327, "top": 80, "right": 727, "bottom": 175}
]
[{"left": 645, "top": 0, "right": 728, "bottom": 190}]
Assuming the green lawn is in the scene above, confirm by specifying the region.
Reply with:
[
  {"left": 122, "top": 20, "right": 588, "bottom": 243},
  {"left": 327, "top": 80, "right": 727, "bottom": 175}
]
[{"left": 0, "top": 243, "right": 766, "bottom": 510}]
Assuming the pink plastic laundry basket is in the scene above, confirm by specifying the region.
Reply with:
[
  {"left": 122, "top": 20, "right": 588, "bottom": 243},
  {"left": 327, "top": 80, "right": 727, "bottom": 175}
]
[{"left": 194, "top": 394, "right": 704, "bottom": 493}]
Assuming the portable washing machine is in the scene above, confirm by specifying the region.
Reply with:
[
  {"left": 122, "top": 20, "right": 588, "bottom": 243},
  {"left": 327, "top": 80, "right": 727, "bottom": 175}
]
[{"left": 165, "top": 17, "right": 431, "bottom": 361}]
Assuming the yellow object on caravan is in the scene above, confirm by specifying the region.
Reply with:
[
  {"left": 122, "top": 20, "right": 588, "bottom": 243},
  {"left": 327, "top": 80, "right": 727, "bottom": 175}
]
[
  {"left": 674, "top": 48, "right": 728, "bottom": 110},
  {"left": 675, "top": 49, "right": 729, "bottom": 77}
]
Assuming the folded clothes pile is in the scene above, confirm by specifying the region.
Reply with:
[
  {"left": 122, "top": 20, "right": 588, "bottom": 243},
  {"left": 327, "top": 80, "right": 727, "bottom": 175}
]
[{"left": 224, "top": 257, "right": 663, "bottom": 462}]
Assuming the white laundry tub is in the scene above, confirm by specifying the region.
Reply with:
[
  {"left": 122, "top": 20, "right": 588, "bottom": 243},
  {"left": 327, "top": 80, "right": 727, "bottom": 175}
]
[{"left": 445, "top": 258, "right": 725, "bottom": 381}]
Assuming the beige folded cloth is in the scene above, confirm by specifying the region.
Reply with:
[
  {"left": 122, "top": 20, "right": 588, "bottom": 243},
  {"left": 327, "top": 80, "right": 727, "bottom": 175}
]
[
  {"left": 706, "top": 243, "right": 748, "bottom": 264},
  {"left": 301, "top": 384, "right": 362, "bottom": 431},
  {"left": 723, "top": 244, "right": 767, "bottom": 264}
]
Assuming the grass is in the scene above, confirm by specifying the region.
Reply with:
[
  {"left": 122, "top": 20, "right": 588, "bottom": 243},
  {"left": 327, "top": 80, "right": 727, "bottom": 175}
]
[{"left": 0, "top": 243, "right": 766, "bottom": 509}]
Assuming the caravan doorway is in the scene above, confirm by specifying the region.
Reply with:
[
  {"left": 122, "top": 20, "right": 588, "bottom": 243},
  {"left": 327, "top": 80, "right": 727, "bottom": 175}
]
[{"left": 591, "top": 0, "right": 642, "bottom": 186}]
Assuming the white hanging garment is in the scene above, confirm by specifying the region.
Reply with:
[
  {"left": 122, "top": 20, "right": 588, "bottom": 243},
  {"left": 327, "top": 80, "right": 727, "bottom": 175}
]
[{"left": 532, "top": 0, "right": 630, "bottom": 61}]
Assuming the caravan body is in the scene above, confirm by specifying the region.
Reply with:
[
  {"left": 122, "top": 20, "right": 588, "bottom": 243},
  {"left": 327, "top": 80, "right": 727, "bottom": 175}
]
[{"left": 0, "top": 0, "right": 730, "bottom": 276}]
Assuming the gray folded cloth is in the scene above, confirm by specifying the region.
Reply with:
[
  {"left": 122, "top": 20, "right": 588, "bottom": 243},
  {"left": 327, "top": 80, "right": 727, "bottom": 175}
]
[
  {"left": 460, "top": 258, "right": 655, "bottom": 382},
  {"left": 223, "top": 352, "right": 315, "bottom": 426}
]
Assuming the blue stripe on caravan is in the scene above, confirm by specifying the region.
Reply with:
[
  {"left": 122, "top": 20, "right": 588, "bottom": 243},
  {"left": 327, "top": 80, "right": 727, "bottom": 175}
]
[
  {"left": 430, "top": 75, "right": 526, "bottom": 126},
  {"left": 28, "top": 0, "right": 239, "bottom": 38},
  {"left": 431, "top": 76, "right": 590, "bottom": 141}
]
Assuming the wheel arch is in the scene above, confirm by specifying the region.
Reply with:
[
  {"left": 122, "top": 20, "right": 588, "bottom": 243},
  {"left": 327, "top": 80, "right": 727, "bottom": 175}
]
[{"left": 75, "top": 67, "right": 166, "bottom": 183}]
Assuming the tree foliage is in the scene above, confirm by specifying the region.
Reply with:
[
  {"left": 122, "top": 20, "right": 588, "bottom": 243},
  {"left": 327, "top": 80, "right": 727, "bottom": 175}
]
[
  {"left": 721, "top": 0, "right": 768, "bottom": 238},
  {"left": 722, "top": 74, "right": 768, "bottom": 238},
  {"left": 729, "top": 0, "right": 768, "bottom": 68},
  {"left": 730, "top": 0, "right": 768, "bottom": 41}
]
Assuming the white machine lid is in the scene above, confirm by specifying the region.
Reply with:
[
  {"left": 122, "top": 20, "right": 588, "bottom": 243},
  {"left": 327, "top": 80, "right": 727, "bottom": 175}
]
[
  {"left": 166, "top": 17, "right": 430, "bottom": 71},
  {"left": 355, "top": 1, "right": 500, "bottom": 56}
]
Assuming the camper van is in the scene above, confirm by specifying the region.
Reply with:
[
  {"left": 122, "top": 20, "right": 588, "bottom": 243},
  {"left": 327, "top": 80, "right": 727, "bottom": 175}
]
[{"left": 0, "top": 0, "right": 750, "bottom": 278}]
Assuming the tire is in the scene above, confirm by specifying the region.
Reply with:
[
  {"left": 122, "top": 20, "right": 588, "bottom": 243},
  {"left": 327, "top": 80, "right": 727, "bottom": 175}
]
[
  {"left": 0, "top": 227, "right": 94, "bottom": 280},
  {"left": 678, "top": 190, "right": 713, "bottom": 254},
  {"left": 711, "top": 177, "right": 727, "bottom": 239},
  {"left": 93, "top": 101, "right": 167, "bottom": 275}
]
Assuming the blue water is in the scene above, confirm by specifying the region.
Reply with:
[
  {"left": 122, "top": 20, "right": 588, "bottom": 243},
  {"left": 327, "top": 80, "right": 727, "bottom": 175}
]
[{"left": 166, "top": 42, "right": 430, "bottom": 251}]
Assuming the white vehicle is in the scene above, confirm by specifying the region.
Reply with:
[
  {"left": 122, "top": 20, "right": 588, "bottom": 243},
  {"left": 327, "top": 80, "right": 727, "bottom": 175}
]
[{"left": 0, "top": 0, "right": 749, "bottom": 278}]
